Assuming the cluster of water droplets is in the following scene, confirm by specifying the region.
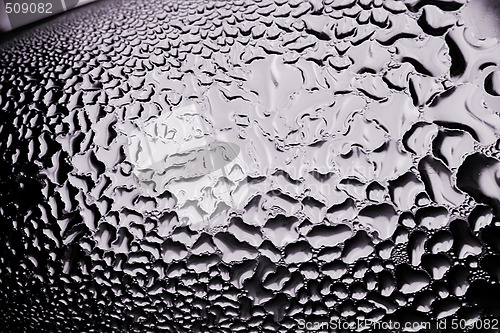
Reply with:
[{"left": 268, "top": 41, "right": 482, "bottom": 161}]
[{"left": 1, "top": 0, "right": 500, "bottom": 331}]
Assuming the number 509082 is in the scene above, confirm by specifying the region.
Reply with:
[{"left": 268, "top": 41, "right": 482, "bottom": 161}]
[{"left": 5, "top": 2, "right": 53, "bottom": 14}]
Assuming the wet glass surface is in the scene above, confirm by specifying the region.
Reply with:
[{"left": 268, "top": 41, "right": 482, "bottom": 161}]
[{"left": 1, "top": 0, "right": 500, "bottom": 331}]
